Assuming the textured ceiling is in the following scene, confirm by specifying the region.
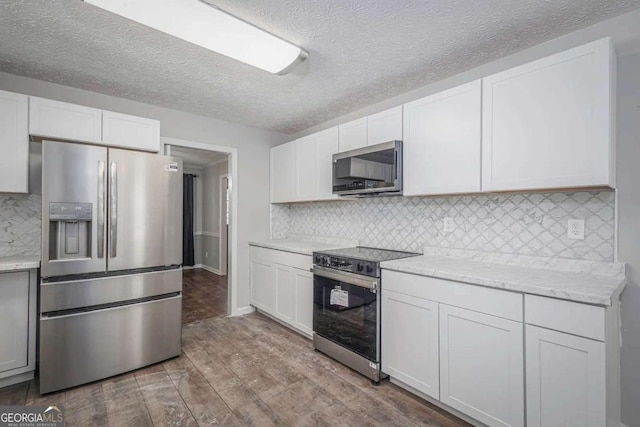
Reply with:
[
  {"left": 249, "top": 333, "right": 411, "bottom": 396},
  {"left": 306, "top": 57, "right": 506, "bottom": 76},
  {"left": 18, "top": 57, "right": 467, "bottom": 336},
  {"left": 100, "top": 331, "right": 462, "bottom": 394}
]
[
  {"left": 171, "top": 145, "right": 228, "bottom": 168},
  {"left": 1, "top": 0, "right": 640, "bottom": 134}
]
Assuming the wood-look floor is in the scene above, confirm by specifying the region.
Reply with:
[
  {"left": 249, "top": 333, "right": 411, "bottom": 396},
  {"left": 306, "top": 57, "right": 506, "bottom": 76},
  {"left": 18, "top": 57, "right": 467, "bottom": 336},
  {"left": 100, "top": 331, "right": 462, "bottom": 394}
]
[
  {"left": 0, "top": 313, "right": 469, "bottom": 426},
  {"left": 182, "top": 268, "right": 228, "bottom": 324}
]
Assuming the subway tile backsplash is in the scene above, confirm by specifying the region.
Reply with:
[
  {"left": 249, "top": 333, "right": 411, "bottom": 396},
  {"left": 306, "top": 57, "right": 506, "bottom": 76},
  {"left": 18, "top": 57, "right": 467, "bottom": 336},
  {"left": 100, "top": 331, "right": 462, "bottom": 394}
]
[
  {"left": 271, "top": 191, "right": 615, "bottom": 262},
  {"left": 0, "top": 194, "right": 41, "bottom": 257}
]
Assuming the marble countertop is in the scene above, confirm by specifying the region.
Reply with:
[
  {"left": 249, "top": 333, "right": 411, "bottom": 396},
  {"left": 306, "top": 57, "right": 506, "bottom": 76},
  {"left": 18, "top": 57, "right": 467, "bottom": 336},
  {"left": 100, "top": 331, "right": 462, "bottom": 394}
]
[
  {"left": 380, "top": 254, "right": 625, "bottom": 306},
  {"left": 0, "top": 255, "right": 41, "bottom": 272},
  {"left": 249, "top": 236, "right": 358, "bottom": 256}
]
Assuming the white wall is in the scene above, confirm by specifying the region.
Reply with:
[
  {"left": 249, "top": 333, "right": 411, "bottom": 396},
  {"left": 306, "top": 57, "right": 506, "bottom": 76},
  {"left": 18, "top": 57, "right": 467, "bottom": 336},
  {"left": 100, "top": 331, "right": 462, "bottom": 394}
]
[
  {"left": 201, "top": 159, "right": 229, "bottom": 271},
  {"left": 0, "top": 71, "right": 287, "bottom": 313},
  {"left": 616, "top": 52, "right": 640, "bottom": 427}
]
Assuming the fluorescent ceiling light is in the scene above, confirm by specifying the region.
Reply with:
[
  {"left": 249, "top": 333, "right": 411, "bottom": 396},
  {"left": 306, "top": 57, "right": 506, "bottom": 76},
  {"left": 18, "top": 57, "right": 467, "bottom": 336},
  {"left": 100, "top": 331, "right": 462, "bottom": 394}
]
[{"left": 84, "top": 0, "right": 308, "bottom": 75}]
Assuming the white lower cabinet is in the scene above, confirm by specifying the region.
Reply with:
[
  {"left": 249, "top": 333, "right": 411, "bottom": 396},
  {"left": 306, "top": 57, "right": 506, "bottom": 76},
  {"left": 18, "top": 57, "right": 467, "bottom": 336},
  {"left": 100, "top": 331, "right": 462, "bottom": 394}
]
[
  {"left": 249, "top": 259, "right": 275, "bottom": 313},
  {"left": 274, "top": 264, "right": 295, "bottom": 323},
  {"left": 249, "top": 246, "right": 313, "bottom": 338},
  {"left": 439, "top": 304, "right": 524, "bottom": 427},
  {"left": 526, "top": 325, "right": 606, "bottom": 427},
  {"left": 0, "top": 270, "right": 37, "bottom": 386},
  {"left": 293, "top": 268, "right": 314, "bottom": 336},
  {"left": 381, "top": 290, "right": 439, "bottom": 399}
]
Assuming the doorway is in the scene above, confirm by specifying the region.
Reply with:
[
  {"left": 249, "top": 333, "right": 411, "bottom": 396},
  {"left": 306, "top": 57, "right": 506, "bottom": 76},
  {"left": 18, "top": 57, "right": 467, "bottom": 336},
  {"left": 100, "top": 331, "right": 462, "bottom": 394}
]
[{"left": 164, "top": 139, "right": 236, "bottom": 324}]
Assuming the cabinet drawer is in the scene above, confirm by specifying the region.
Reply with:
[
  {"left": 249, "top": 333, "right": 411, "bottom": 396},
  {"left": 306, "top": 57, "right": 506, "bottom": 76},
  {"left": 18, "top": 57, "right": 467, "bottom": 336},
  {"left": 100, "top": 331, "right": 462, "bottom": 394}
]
[
  {"left": 250, "top": 245, "right": 312, "bottom": 271},
  {"left": 382, "top": 270, "right": 523, "bottom": 321},
  {"left": 525, "top": 294, "right": 605, "bottom": 341}
]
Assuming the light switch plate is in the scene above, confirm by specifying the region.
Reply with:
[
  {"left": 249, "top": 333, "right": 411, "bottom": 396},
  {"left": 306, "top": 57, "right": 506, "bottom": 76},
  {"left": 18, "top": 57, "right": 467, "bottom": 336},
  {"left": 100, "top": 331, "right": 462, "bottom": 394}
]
[
  {"left": 443, "top": 217, "right": 455, "bottom": 233},
  {"left": 567, "top": 219, "right": 585, "bottom": 240}
]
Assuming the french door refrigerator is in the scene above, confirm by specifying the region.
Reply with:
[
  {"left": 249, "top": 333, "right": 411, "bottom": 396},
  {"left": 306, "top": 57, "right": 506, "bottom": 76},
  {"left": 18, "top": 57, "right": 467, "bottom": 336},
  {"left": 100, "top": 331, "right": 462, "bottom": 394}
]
[{"left": 38, "top": 140, "right": 183, "bottom": 394}]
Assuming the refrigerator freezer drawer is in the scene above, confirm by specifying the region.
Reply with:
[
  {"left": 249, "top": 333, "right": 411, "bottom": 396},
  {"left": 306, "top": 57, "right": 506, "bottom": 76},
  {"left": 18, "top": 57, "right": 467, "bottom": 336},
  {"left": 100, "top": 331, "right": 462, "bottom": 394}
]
[
  {"left": 40, "top": 268, "right": 182, "bottom": 313},
  {"left": 39, "top": 294, "right": 181, "bottom": 394}
]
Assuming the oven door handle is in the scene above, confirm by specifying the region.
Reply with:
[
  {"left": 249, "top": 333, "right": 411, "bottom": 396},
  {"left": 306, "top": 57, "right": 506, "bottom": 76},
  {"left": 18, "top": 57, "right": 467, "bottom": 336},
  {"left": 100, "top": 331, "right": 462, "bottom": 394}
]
[{"left": 311, "top": 266, "right": 378, "bottom": 290}]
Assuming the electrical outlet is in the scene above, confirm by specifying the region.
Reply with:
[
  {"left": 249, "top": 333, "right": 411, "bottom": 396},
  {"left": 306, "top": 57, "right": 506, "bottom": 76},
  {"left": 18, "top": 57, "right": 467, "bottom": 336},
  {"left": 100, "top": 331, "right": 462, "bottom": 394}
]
[
  {"left": 443, "top": 217, "right": 455, "bottom": 233},
  {"left": 567, "top": 219, "right": 585, "bottom": 240},
  {"left": 205, "top": 251, "right": 209, "bottom": 258}
]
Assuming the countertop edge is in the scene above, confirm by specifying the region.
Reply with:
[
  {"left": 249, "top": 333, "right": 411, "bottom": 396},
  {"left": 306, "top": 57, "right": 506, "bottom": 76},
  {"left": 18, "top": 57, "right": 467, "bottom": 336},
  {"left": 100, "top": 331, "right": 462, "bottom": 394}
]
[
  {"left": 249, "top": 241, "right": 313, "bottom": 256},
  {"left": 380, "top": 263, "right": 624, "bottom": 306}
]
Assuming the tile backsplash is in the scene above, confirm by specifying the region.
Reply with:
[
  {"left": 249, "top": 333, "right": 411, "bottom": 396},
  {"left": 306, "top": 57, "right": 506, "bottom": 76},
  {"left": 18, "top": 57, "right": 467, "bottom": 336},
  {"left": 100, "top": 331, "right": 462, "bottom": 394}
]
[
  {"left": 271, "top": 191, "right": 616, "bottom": 262},
  {"left": 0, "top": 194, "right": 41, "bottom": 257}
]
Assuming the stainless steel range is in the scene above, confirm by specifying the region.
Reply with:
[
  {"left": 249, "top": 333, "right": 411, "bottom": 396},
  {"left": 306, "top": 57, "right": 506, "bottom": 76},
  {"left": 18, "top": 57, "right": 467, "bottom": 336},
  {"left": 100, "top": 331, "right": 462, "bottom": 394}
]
[{"left": 311, "top": 247, "right": 420, "bottom": 382}]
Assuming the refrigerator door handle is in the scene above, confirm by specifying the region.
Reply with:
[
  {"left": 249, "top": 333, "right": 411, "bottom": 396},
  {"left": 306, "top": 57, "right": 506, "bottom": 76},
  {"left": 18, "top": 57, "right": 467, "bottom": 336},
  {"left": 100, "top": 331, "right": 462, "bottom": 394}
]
[
  {"left": 97, "top": 161, "right": 106, "bottom": 258},
  {"left": 109, "top": 161, "right": 118, "bottom": 258}
]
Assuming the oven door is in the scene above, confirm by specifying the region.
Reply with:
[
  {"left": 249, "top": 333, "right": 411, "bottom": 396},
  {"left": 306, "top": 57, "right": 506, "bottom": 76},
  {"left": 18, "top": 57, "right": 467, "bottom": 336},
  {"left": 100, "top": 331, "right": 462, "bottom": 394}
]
[{"left": 312, "top": 266, "right": 380, "bottom": 362}]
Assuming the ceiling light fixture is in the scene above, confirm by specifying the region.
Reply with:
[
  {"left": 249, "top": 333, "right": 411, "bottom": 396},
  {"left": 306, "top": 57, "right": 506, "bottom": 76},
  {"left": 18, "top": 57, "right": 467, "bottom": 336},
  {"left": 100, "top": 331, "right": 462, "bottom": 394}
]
[{"left": 83, "top": 0, "right": 308, "bottom": 75}]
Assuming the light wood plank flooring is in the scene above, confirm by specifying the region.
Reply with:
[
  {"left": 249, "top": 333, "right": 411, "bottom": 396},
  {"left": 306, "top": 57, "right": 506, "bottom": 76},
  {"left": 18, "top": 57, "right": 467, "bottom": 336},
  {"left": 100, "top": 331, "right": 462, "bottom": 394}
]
[{"left": 0, "top": 313, "right": 469, "bottom": 426}]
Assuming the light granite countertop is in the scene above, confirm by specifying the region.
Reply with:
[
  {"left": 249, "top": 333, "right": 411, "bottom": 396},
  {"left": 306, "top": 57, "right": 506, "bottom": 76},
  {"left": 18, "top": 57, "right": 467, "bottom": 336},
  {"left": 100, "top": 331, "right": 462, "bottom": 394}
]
[
  {"left": 381, "top": 251, "right": 626, "bottom": 306},
  {"left": 249, "top": 235, "right": 358, "bottom": 256},
  {"left": 0, "top": 255, "right": 41, "bottom": 272}
]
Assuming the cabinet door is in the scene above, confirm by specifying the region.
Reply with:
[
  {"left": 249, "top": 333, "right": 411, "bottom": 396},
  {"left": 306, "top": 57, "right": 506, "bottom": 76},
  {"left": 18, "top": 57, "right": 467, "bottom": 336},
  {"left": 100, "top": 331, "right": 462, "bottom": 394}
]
[
  {"left": 440, "top": 305, "right": 524, "bottom": 427},
  {"left": 270, "top": 141, "right": 297, "bottom": 203},
  {"left": 250, "top": 259, "right": 275, "bottom": 314},
  {"left": 526, "top": 325, "right": 605, "bottom": 427},
  {"left": 102, "top": 110, "right": 160, "bottom": 152},
  {"left": 381, "top": 290, "right": 439, "bottom": 399},
  {"left": 338, "top": 117, "right": 367, "bottom": 152},
  {"left": 0, "top": 90, "right": 28, "bottom": 193},
  {"left": 403, "top": 81, "right": 481, "bottom": 196},
  {"left": 296, "top": 135, "right": 317, "bottom": 201},
  {"left": 315, "top": 127, "right": 339, "bottom": 200},
  {"left": 367, "top": 106, "right": 403, "bottom": 146},
  {"left": 29, "top": 96, "right": 102, "bottom": 143},
  {"left": 482, "top": 38, "right": 613, "bottom": 191},
  {"left": 274, "top": 264, "right": 295, "bottom": 323},
  {"left": 293, "top": 268, "right": 313, "bottom": 336},
  {"left": 0, "top": 272, "right": 29, "bottom": 373}
]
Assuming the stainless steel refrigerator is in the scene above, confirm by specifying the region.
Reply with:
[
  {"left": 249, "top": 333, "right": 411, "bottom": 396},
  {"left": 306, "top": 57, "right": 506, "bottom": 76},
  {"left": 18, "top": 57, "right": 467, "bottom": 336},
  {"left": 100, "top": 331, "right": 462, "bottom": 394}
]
[{"left": 37, "top": 140, "right": 183, "bottom": 394}]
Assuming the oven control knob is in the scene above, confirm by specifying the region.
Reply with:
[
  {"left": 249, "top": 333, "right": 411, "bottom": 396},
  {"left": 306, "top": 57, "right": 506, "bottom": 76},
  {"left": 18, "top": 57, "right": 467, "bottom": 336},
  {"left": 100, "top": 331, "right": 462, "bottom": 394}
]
[
  {"left": 323, "top": 256, "right": 331, "bottom": 266},
  {"left": 356, "top": 262, "right": 364, "bottom": 272},
  {"left": 314, "top": 255, "right": 321, "bottom": 264},
  {"left": 366, "top": 264, "right": 374, "bottom": 274}
]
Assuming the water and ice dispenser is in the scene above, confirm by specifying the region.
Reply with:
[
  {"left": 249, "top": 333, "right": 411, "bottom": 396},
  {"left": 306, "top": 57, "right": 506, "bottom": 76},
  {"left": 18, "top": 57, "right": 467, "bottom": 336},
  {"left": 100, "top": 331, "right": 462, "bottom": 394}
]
[{"left": 47, "top": 202, "right": 93, "bottom": 260}]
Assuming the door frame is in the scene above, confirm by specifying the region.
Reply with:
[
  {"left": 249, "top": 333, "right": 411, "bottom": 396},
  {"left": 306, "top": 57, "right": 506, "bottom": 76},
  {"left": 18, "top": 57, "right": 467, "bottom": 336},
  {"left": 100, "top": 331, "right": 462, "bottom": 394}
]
[
  {"left": 162, "top": 137, "right": 239, "bottom": 316},
  {"left": 219, "top": 173, "right": 230, "bottom": 276}
]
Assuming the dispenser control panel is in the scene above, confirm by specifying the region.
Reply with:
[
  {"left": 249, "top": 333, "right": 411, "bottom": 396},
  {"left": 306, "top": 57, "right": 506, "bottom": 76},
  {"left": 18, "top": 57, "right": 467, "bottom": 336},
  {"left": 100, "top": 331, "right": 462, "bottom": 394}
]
[{"left": 49, "top": 203, "right": 93, "bottom": 221}]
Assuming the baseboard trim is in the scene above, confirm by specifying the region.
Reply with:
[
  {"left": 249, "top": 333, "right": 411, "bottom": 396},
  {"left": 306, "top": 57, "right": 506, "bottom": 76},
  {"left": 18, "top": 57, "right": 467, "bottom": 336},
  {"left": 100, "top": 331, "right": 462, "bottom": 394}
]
[
  {"left": 183, "top": 264, "right": 223, "bottom": 275},
  {"left": 0, "top": 371, "right": 34, "bottom": 388},
  {"left": 231, "top": 306, "right": 255, "bottom": 316},
  {"left": 199, "top": 264, "right": 221, "bottom": 275}
]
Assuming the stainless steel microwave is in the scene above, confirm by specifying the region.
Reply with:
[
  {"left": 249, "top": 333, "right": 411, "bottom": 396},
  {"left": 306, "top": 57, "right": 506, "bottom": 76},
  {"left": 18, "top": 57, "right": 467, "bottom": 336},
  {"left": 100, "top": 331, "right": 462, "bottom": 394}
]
[{"left": 332, "top": 140, "right": 402, "bottom": 196}]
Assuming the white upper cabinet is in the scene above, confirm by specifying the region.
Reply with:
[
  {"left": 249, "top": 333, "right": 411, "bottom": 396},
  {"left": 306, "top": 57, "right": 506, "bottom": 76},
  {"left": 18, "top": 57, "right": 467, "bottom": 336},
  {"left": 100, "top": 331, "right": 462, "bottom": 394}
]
[
  {"left": 403, "top": 81, "right": 482, "bottom": 196},
  {"left": 102, "top": 110, "right": 160, "bottom": 152},
  {"left": 296, "top": 135, "right": 317, "bottom": 201},
  {"left": 270, "top": 141, "right": 297, "bottom": 203},
  {"left": 0, "top": 90, "right": 28, "bottom": 194},
  {"left": 29, "top": 97, "right": 102, "bottom": 143},
  {"left": 367, "top": 106, "right": 403, "bottom": 146},
  {"left": 338, "top": 117, "right": 368, "bottom": 152},
  {"left": 275, "top": 126, "right": 339, "bottom": 203},
  {"left": 314, "top": 127, "right": 339, "bottom": 200},
  {"left": 482, "top": 38, "right": 614, "bottom": 191}
]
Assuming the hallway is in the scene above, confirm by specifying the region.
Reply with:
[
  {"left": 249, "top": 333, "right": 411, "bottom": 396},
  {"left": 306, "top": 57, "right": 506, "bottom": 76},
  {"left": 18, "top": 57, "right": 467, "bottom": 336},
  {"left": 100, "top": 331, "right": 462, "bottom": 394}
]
[{"left": 182, "top": 269, "right": 228, "bottom": 324}]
